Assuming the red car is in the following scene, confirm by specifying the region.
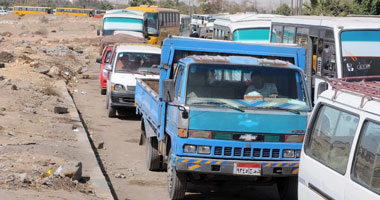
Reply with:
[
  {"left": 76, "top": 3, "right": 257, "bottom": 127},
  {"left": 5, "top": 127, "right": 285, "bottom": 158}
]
[{"left": 96, "top": 45, "right": 113, "bottom": 95}]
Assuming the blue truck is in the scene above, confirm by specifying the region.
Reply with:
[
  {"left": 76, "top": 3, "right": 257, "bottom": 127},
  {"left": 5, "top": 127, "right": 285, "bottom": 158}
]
[{"left": 135, "top": 37, "right": 311, "bottom": 200}]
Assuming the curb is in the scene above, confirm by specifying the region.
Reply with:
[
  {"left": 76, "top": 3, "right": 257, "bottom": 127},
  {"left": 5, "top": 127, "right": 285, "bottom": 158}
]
[{"left": 56, "top": 80, "right": 114, "bottom": 200}]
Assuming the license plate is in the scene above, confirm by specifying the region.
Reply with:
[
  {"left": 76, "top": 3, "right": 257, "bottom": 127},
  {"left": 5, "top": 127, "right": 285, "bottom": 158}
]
[{"left": 233, "top": 163, "right": 261, "bottom": 176}]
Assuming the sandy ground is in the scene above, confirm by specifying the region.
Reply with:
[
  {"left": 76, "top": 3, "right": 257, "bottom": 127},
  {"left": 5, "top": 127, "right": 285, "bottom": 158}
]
[{"left": 0, "top": 13, "right": 104, "bottom": 199}]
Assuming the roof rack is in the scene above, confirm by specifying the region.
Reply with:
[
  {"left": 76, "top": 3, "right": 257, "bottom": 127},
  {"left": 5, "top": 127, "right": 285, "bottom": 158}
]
[{"left": 329, "top": 76, "right": 380, "bottom": 108}]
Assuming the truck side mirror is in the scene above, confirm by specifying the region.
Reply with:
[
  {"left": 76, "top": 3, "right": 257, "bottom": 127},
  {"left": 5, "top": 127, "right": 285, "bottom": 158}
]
[
  {"left": 104, "top": 64, "right": 112, "bottom": 71},
  {"left": 97, "top": 29, "right": 100, "bottom": 36},
  {"left": 96, "top": 58, "right": 102, "bottom": 63},
  {"left": 163, "top": 79, "right": 175, "bottom": 102},
  {"left": 317, "top": 82, "right": 329, "bottom": 96}
]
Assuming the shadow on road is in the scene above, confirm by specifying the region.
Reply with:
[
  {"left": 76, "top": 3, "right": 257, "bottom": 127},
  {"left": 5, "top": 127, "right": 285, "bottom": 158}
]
[{"left": 117, "top": 109, "right": 141, "bottom": 121}]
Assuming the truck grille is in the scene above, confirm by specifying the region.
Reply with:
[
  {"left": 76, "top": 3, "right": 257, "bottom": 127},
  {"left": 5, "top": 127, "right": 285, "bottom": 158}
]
[{"left": 213, "top": 146, "right": 281, "bottom": 160}]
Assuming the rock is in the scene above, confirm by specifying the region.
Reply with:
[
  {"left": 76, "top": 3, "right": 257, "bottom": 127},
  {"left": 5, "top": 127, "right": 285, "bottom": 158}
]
[
  {"left": 54, "top": 106, "right": 68, "bottom": 114},
  {"left": 29, "top": 61, "right": 39, "bottom": 68},
  {"left": 42, "top": 177, "right": 54, "bottom": 187},
  {"left": 81, "top": 91, "right": 87, "bottom": 95},
  {"left": 51, "top": 30, "right": 56, "bottom": 33},
  {"left": 75, "top": 50, "right": 83, "bottom": 54},
  {"left": 67, "top": 46, "right": 74, "bottom": 51},
  {"left": 36, "top": 66, "right": 50, "bottom": 74},
  {"left": 76, "top": 66, "right": 87, "bottom": 74},
  {"left": 47, "top": 66, "right": 60, "bottom": 76},
  {"left": 11, "top": 84, "right": 17, "bottom": 90},
  {"left": 0, "top": 51, "right": 13, "bottom": 63},
  {"left": 17, "top": 173, "right": 27, "bottom": 182},
  {"left": 7, "top": 131, "right": 16, "bottom": 137},
  {"left": 60, "top": 161, "right": 82, "bottom": 181},
  {"left": 97, "top": 141, "right": 104, "bottom": 149},
  {"left": 6, "top": 174, "right": 15, "bottom": 183},
  {"left": 0, "top": 32, "right": 12, "bottom": 37},
  {"left": 0, "top": 63, "right": 4, "bottom": 68},
  {"left": 81, "top": 74, "right": 89, "bottom": 79},
  {"left": 0, "top": 75, "right": 4, "bottom": 80},
  {"left": 115, "top": 173, "right": 126, "bottom": 179}
]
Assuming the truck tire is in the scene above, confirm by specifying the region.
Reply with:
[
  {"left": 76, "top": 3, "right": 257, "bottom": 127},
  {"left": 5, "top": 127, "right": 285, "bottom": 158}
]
[
  {"left": 107, "top": 95, "right": 116, "bottom": 118},
  {"left": 146, "top": 137, "right": 161, "bottom": 171},
  {"left": 167, "top": 151, "right": 186, "bottom": 200},
  {"left": 277, "top": 176, "right": 298, "bottom": 200}
]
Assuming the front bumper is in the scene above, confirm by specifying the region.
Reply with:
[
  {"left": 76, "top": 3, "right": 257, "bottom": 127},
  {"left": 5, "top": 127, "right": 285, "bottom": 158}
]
[
  {"left": 110, "top": 91, "right": 135, "bottom": 108},
  {"left": 174, "top": 156, "right": 299, "bottom": 177}
]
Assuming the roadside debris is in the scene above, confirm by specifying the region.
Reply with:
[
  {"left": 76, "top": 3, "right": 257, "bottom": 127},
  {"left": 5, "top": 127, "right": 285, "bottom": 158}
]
[{"left": 54, "top": 105, "right": 69, "bottom": 114}]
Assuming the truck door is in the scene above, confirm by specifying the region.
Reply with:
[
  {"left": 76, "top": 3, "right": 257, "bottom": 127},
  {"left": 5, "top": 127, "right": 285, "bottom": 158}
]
[
  {"left": 165, "top": 65, "right": 185, "bottom": 138},
  {"left": 313, "top": 30, "right": 336, "bottom": 104}
]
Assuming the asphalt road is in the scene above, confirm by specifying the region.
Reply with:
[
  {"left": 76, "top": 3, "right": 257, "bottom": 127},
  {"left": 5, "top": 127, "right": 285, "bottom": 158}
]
[{"left": 72, "top": 62, "right": 281, "bottom": 200}]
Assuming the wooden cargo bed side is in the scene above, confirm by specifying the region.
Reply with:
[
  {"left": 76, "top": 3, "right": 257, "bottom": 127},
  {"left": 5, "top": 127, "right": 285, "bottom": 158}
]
[{"left": 144, "top": 79, "right": 160, "bottom": 94}]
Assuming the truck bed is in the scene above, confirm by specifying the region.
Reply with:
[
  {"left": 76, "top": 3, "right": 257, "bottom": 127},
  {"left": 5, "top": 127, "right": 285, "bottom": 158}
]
[{"left": 135, "top": 78, "right": 161, "bottom": 134}]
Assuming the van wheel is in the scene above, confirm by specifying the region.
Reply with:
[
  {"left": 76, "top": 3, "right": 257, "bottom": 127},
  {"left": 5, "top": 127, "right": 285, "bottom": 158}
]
[
  {"left": 277, "top": 176, "right": 298, "bottom": 200},
  {"left": 167, "top": 151, "right": 186, "bottom": 200},
  {"left": 107, "top": 95, "right": 116, "bottom": 118},
  {"left": 146, "top": 137, "right": 161, "bottom": 171}
]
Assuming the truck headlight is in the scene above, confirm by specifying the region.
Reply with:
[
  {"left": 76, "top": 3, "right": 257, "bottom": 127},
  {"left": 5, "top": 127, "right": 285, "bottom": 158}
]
[
  {"left": 283, "top": 150, "right": 295, "bottom": 158},
  {"left": 113, "top": 84, "right": 125, "bottom": 91},
  {"left": 183, "top": 144, "right": 196, "bottom": 153},
  {"left": 198, "top": 146, "right": 211, "bottom": 154}
]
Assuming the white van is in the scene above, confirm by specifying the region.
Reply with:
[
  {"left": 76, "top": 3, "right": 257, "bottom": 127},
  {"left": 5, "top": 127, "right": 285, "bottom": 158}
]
[
  {"left": 105, "top": 44, "right": 161, "bottom": 117},
  {"left": 299, "top": 76, "right": 380, "bottom": 200}
]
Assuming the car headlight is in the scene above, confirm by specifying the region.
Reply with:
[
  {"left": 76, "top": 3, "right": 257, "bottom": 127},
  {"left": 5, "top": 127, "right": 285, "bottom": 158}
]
[
  {"left": 183, "top": 144, "right": 196, "bottom": 153},
  {"left": 198, "top": 146, "right": 211, "bottom": 154},
  {"left": 283, "top": 149, "right": 295, "bottom": 158},
  {"left": 112, "top": 84, "right": 125, "bottom": 91}
]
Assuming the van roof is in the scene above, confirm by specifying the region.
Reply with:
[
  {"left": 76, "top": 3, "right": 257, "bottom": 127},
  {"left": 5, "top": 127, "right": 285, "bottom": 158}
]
[{"left": 320, "top": 76, "right": 380, "bottom": 114}]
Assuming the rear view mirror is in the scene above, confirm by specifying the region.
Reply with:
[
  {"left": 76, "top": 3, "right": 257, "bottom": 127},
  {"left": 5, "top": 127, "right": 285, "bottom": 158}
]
[
  {"left": 317, "top": 82, "right": 329, "bottom": 96},
  {"left": 104, "top": 64, "right": 112, "bottom": 71},
  {"left": 163, "top": 79, "right": 175, "bottom": 102},
  {"left": 96, "top": 58, "right": 102, "bottom": 63}
]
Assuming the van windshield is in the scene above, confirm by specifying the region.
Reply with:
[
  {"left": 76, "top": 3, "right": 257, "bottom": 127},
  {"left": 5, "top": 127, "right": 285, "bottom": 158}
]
[
  {"left": 115, "top": 52, "right": 160, "bottom": 74},
  {"left": 233, "top": 28, "right": 270, "bottom": 42},
  {"left": 341, "top": 30, "right": 380, "bottom": 77},
  {"left": 186, "top": 64, "right": 310, "bottom": 111}
]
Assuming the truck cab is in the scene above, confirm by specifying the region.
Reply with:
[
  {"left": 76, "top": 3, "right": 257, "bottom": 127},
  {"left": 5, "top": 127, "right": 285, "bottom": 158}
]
[
  {"left": 299, "top": 76, "right": 380, "bottom": 200},
  {"left": 105, "top": 44, "right": 161, "bottom": 117}
]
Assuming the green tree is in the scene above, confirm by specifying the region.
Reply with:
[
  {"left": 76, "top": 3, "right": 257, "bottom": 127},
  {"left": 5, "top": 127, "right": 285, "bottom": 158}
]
[
  {"left": 354, "top": 0, "right": 380, "bottom": 15},
  {"left": 129, "top": 0, "right": 154, "bottom": 6},
  {"left": 303, "top": 0, "right": 353, "bottom": 16},
  {"left": 276, "top": 3, "right": 291, "bottom": 15},
  {"left": 177, "top": 2, "right": 189, "bottom": 14},
  {"left": 99, "top": 1, "right": 114, "bottom": 10},
  {"left": 161, "top": 0, "right": 176, "bottom": 9}
]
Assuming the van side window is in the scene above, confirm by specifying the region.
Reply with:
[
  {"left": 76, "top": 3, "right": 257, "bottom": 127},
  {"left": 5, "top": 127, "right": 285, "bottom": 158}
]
[
  {"left": 271, "top": 25, "right": 283, "bottom": 43},
  {"left": 306, "top": 105, "right": 359, "bottom": 174},
  {"left": 352, "top": 121, "right": 380, "bottom": 193},
  {"left": 283, "top": 26, "right": 295, "bottom": 44}
]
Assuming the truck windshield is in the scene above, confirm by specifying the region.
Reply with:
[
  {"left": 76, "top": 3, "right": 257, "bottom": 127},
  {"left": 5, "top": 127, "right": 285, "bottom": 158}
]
[
  {"left": 233, "top": 28, "right": 270, "bottom": 42},
  {"left": 186, "top": 64, "right": 309, "bottom": 111},
  {"left": 103, "top": 17, "right": 143, "bottom": 32},
  {"left": 341, "top": 30, "right": 380, "bottom": 77},
  {"left": 115, "top": 52, "right": 160, "bottom": 74}
]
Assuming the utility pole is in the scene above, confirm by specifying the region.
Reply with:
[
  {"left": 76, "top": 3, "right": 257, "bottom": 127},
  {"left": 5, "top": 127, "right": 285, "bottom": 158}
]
[{"left": 291, "top": 0, "right": 293, "bottom": 15}]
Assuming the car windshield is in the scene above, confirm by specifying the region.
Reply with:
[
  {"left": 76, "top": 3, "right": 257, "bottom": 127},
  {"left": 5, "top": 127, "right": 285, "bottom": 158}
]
[
  {"left": 147, "top": 13, "right": 158, "bottom": 36},
  {"left": 233, "top": 28, "right": 270, "bottom": 42},
  {"left": 115, "top": 52, "right": 160, "bottom": 74},
  {"left": 103, "top": 17, "right": 143, "bottom": 32},
  {"left": 186, "top": 64, "right": 310, "bottom": 111},
  {"left": 341, "top": 30, "right": 380, "bottom": 77}
]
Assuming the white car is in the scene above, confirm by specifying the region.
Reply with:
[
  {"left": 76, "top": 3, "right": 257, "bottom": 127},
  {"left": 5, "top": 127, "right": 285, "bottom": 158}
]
[
  {"left": 0, "top": 9, "right": 7, "bottom": 16},
  {"left": 298, "top": 76, "right": 380, "bottom": 200},
  {"left": 105, "top": 44, "right": 161, "bottom": 117}
]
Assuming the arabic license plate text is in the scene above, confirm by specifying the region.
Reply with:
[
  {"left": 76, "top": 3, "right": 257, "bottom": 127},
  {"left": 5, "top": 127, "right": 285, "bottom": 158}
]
[{"left": 233, "top": 163, "right": 261, "bottom": 176}]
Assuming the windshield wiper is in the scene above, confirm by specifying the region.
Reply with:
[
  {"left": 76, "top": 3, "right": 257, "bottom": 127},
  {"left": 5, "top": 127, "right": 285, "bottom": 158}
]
[
  {"left": 265, "top": 106, "right": 301, "bottom": 115},
  {"left": 191, "top": 101, "right": 245, "bottom": 113}
]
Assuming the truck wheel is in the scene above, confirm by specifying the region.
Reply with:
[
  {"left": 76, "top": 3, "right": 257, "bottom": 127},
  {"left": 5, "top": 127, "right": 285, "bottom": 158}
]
[
  {"left": 100, "top": 88, "right": 106, "bottom": 95},
  {"left": 167, "top": 152, "right": 186, "bottom": 200},
  {"left": 277, "top": 176, "right": 298, "bottom": 200},
  {"left": 107, "top": 95, "right": 116, "bottom": 118},
  {"left": 146, "top": 137, "right": 161, "bottom": 171}
]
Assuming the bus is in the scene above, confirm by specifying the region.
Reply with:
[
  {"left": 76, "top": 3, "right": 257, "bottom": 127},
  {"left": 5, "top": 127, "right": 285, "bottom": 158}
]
[
  {"left": 13, "top": 6, "right": 52, "bottom": 15},
  {"left": 270, "top": 16, "right": 380, "bottom": 103},
  {"left": 55, "top": 8, "right": 94, "bottom": 17},
  {"left": 127, "top": 6, "right": 180, "bottom": 45},
  {"left": 213, "top": 13, "right": 279, "bottom": 42},
  {"left": 180, "top": 14, "right": 191, "bottom": 36}
]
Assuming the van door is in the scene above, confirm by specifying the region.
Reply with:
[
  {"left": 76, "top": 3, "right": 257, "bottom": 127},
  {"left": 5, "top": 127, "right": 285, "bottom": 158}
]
[
  {"left": 313, "top": 30, "right": 336, "bottom": 103},
  {"left": 345, "top": 120, "right": 380, "bottom": 200},
  {"left": 301, "top": 104, "right": 360, "bottom": 199}
]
